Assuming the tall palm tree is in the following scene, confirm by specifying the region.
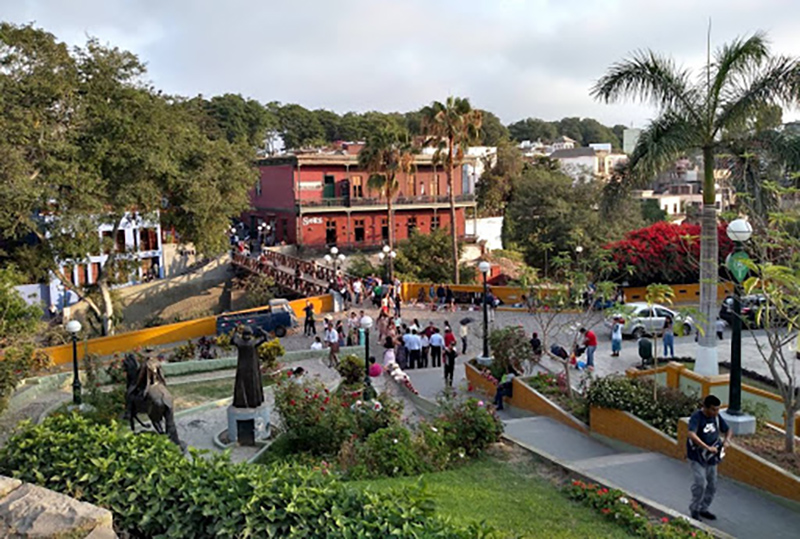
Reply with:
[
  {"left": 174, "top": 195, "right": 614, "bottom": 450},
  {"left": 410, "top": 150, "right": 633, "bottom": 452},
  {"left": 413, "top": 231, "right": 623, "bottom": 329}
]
[
  {"left": 421, "top": 97, "right": 482, "bottom": 284},
  {"left": 592, "top": 33, "right": 800, "bottom": 374},
  {"left": 358, "top": 127, "right": 415, "bottom": 259}
]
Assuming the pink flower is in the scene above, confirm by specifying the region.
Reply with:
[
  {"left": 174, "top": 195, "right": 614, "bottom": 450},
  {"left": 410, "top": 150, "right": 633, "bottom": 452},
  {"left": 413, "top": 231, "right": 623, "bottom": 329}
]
[{"left": 477, "top": 400, "right": 484, "bottom": 407}]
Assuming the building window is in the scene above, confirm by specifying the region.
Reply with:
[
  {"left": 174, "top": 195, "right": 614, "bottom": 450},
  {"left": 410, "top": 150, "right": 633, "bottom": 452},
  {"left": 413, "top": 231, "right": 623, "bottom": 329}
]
[
  {"left": 407, "top": 216, "right": 417, "bottom": 237},
  {"left": 282, "top": 219, "right": 288, "bottom": 241},
  {"left": 406, "top": 174, "right": 416, "bottom": 197},
  {"left": 381, "top": 218, "right": 389, "bottom": 242},
  {"left": 116, "top": 230, "right": 126, "bottom": 252},
  {"left": 673, "top": 204, "right": 678, "bottom": 214},
  {"left": 255, "top": 178, "right": 262, "bottom": 197},
  {"left": 431, "top": 215, "right": 440, "bottom": 230},
  {"left": 140, "top": 228, "right": 157, "bottom": 251},
  {"left": 432, "top": 174, "right": 440, "bottom": 197},
  {"left": 420, "top": 181, "right": 426, "bottom": 196},
  {"left": 90, "top": 263, "right": 100, "bottom": 283},
  {"left": 354, "top": 219, "right": 365, "bottom": 243},
  {"left": 351, "top": 176, "right": 363, "bottom": 198},
  {"left": 77, "top": 265, "right": 89, "bottom": 286},
  {"left": 326, "top": 220, "right": 337, "bottom": 245},
  {"left": 323, "top": 175, "right": 335, "bottom": 199}
]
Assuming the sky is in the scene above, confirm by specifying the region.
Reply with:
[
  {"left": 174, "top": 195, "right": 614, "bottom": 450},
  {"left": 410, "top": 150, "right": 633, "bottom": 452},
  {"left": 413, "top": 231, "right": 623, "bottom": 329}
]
[{"left": 5, "top": 0, "right": 800, "bottom": 127}]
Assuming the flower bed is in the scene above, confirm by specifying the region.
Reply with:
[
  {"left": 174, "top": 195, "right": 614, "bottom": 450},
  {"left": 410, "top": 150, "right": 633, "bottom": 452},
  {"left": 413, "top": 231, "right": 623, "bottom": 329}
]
[
  {"left": 525, "top": 372, "right": 589, "bottom": 424},
  {"left": 728, "top": 425, "right": 800, "bottom": 477},
  {"left": 566, "top": 479, "right": 712, "bottom": 538}
]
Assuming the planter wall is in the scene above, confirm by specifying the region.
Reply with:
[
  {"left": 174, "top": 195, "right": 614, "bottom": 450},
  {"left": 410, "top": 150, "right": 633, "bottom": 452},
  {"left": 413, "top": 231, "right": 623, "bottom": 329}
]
[
  {"left": 589, "top": 407, "right": 681, "bottom": 459},
  {"left": 464, "top": 362, "right": 588, "bottom": 433}
]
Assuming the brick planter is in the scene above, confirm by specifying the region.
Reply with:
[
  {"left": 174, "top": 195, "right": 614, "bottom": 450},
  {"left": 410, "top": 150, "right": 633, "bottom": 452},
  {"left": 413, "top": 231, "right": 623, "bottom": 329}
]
[
  {"left": 589, "top": 407, "right": 681, "bottom": 459},
  {"left": 464, "top": 362, "right": 588, "bottom": 433}
]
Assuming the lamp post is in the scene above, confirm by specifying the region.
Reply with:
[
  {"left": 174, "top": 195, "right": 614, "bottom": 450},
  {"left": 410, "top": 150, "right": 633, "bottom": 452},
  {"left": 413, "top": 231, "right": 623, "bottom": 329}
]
[
  {"left": 479, "top": 261, "right": 491, "bottom": 363},
  {"left": 66, "top": 319, "right": 82, "bottom": 405},
  {"left": 380, "top": 245, "right": 396, "bottom": 282},
  {"left": 575, "top": 245, "right": 584, "bottom": 271},
  {"left": 360, "top": 315, "right": 376, "bottom": 400},
  {"left": 725, "top": 219, "right": 752, "bottom": 415}
]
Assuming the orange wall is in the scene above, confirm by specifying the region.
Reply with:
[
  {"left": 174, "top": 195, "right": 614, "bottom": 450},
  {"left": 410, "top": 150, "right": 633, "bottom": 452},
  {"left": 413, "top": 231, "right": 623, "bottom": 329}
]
[
  {"left": 623, "top": 283, "right": 734, "bottom": 303},
  {"left": 37, "top": 294, "right": 333, "bottom": 366},
  {"left": 590, "top": 406, "right": 681, "bottom": 458}
]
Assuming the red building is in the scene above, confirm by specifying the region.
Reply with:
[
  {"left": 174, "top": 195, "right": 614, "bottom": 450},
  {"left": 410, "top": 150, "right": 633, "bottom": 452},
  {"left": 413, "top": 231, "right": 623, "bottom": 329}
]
[{"left": 244, "top": 147, "right": 478, "bottom": 249}]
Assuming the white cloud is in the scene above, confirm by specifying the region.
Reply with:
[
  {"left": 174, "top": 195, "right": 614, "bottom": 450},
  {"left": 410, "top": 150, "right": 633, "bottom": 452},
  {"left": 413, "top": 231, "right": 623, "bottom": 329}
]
[{"left": 5, "top": 0, "right": 800, "bottom": 126}]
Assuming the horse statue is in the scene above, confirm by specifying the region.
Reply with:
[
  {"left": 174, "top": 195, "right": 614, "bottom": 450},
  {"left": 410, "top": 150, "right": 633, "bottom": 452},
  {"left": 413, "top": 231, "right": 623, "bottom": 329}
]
[{"left": 123, "top": 353, "right": 183, "bottom": 447}]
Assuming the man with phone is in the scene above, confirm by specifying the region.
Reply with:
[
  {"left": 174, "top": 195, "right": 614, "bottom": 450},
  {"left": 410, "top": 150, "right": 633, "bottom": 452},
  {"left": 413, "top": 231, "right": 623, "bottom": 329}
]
[{"left": 686, "top": 395, "right": 731, "bottom": 521}]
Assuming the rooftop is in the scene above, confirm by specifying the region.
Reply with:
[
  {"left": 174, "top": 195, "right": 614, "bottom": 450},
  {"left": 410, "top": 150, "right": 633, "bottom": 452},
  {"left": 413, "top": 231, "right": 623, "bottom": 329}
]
[
  {"left": 550, "top": 147, "right": 597, "bottom": 159},
  {"left": 257, "top": 151, "right": 478, "bottom": 167}
]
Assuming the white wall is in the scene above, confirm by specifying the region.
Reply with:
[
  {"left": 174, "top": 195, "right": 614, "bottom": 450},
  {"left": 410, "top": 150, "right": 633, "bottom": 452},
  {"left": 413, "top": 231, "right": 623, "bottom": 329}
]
[{"left": 466, "top": 216, "right": 504, "bottom": 251}]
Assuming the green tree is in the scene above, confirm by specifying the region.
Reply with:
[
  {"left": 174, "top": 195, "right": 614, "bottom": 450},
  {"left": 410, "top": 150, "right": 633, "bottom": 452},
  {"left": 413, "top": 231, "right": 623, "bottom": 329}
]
[
  {"left": 421, "top": 97, "right": 483, "bottom": 283},
  {"left": 276, "top": 103, "right": 325, "bottom": 149},
  {"left": 477, "top": 110, "right": 509, "bottom": 145},
  {"left": 508, "top": 118, "right": 558, "bottom": 142},
  {"left": 0, "top": 23, "right": 257, "bottom": 335},
  {"left": 200, "top": 93, "right": 276, "bottom": 147},
  {"left": 592, "top": 32, "right": 800, "bottom": 371},
  {"left": 358, "top": 126, "right": 416, "bottom": 253},
  {"left": 393, "top": 229, "right": 472, "bottom": 284},
  {"left": 476, "top": 139, "right": 523, "bottom": 216}
]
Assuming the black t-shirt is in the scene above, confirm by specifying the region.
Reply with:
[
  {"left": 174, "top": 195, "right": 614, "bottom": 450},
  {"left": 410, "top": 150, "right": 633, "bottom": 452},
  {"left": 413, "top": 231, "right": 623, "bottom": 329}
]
[
  {"left": 303, "top": 305, "right": 314, "bottom": 320},
  {"left": 687, "top": 410, "right": 729, "bottom": 464},
  {"left": 444, "top": 349, "right": 458, "bottom": 367}
]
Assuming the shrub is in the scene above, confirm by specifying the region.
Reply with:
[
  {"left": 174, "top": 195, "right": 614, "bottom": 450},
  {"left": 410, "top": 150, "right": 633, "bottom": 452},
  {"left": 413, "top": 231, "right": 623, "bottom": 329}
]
[
  {"left": 170, "top": 340, "right": 196, "bottom": 362},
  {"left": 337, "top": 354, "right": 365, "bottom": 385},
  {"left": 488, "top": 326, "right": 531, "bottom": 375},
  {"left": 586, "top": 376, "right": 698, "bottom": 437},
  {"left": 215, "top": 331, "right": 234, "bottom": 352},
  {"left": 0, "top": 345, "right": 51, "bottom": 415},
  {"left": 435, "top": 397, "right": 504, "bottom": 458},
  {"left": 356, "top": 426, "right": 421, "bottom": 478},
  {"left": 413, "top": 421, "right": 451, "bottom": 472},
  {"left": 0, "top": 414, "right": 490, "bottom": 538},
  {"left": 105, "top": 355, "right": 127, "bottom": 385},
  {"left": 257, "top": 338, "right": 285, "bottom": 370}
]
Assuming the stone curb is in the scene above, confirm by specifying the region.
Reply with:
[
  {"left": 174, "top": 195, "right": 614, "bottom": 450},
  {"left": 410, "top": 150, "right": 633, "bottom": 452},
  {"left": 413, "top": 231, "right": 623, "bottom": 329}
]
[{"left": 502, "top": 434, "right": 732, "bottom": 539}]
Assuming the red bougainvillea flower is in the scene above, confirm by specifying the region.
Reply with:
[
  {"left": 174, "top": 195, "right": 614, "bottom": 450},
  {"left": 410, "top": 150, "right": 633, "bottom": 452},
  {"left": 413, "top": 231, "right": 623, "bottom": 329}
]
[
  {"left": 323, "top": 396, "right": 330, "bottom": 404},
  {"left": 661, "top": 517, "right": 669, "bottom": 523},
  {"left": 320, "top": 406, "right": 325, "bottom": 411},
  {"left": 468, "top": 385, "right": 474, "bottom": 392},
  {"left": 289, "top": 399, "right": 296, "bottom": 406},
  {"left": 601, "top": 509, "right": 610, "bottom": 514}
]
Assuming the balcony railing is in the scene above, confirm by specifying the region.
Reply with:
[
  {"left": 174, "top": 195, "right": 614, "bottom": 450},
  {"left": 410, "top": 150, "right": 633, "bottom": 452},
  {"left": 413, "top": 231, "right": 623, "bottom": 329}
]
[{"left": 299, "top": 193, "right": 475, "bottom": 208}]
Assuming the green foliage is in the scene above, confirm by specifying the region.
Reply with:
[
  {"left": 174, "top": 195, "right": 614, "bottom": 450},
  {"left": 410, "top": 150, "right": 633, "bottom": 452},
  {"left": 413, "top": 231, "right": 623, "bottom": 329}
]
[
  {"left": 170, "top": 341, "right": 196, "bottom": 362},
  {"left": 337, "top": 354, "right": 365, "bottom": 385},
  {"left": 355, "top": 426, "right": 421, "bottom": 478},
  {"left": 641, "top": 199, "right": 668, "bottom": 224},
  {"left": 566, "top": 479, "right": 712, "bottom": 538},
  {"left": 347, "top": 252, "right": 379, "bottom": 279},
  {"left": 477, "top": 110, "right": 510, "bottom": 145},
  {"left": 488, "top": 326, "right": 531, "bottom": 374},
  {"left": 0, "top": 267, "right": 43, "bottom": 347},
  {"left": 434, "top": 397, "right": 504, "bottom": 458},
  {"left": 243, "top": 273, "right": 277, "bottom": 309},
  {"left": 197, "top": 93, "right": 277, "bottom": 147},
  {"left": 0, "top": 414, "right": 489, "bottom": 538},
  {"left": 393, "top": 229, "right": 469, "bottom": 283},
  {"left": 0, "top": 345, "right": 51, "bottom": 415},
  {"left": 586, "top": 376, "right": 698, "bottom": 437},
  {"left": 476, "top": 139, "right": 524, "bottom": 217},
  {"left": 508, "top": 116, "right": 621, "bottom": 148},
  {"left": 257, "top": 338, "right": 285, "bottom": 371}
]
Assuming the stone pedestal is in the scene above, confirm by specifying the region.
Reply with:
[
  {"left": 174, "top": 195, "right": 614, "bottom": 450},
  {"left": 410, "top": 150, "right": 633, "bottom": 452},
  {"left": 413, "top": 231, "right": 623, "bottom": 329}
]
[
  {"left": 227, "top": 405, "right": 270, "bottom": 445},
  {"left": 720, "top": 410, "right": 756, "bottom": 435},
  {"left": 476, "top": 356, "right": 493, "bottom": 367}
]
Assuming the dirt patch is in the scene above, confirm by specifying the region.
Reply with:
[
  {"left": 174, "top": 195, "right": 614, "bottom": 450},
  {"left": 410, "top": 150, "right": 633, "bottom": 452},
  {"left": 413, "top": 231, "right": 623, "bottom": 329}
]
[{"left": 735, "top": 426, "right": 800, "bottom": 477}]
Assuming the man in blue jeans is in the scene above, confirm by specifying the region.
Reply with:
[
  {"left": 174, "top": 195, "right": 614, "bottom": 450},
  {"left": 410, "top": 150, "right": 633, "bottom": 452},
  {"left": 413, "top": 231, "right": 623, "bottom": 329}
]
[
  {"left": 687, "top": 395, "right": 731, "bottom": 521},
  {"left": 579, "top": 328, "right": 597, "bottom": 371}
]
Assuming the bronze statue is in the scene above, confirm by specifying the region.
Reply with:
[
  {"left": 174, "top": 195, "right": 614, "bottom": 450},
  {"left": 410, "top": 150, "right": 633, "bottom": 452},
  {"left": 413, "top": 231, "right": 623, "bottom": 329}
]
[
  {"left": 124, "top": 353, "right": 182, "bottom": 447},
  {"left": 232, "top": 325, "right": 268, "bottom": 408}
]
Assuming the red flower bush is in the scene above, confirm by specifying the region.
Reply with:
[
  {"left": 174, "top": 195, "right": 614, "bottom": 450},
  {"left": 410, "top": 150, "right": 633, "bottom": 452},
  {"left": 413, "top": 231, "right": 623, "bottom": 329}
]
[{"left": 604, "top": 221, "right": 734, "bottom": 286}]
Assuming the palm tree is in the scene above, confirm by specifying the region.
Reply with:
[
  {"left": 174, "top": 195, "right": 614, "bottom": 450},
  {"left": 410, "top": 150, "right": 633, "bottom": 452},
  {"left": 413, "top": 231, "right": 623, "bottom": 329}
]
[
  {"left": 592, "top": 33, "right": 800, "bottom": 374},
  {"left": 421, "top": 97, "right": 482, "bottom": 284},
  {"left": 358, "top": 127, "right": 415, "bottom": 258}
]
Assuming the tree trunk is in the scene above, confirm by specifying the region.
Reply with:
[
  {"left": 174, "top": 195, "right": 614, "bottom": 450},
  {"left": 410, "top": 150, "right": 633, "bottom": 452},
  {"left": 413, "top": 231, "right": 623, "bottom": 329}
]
[
  {"left": 98, "top": 280, "right": 115, "bottom": 336},
  {"left": 785, "top": 404, "right": 796, "bottom": 454},
  {"left": 696, "top": 146, "right": 719, "bottom": 375},
  {"left": 447, "top": 144, "right": 459, "bottom": 284}
]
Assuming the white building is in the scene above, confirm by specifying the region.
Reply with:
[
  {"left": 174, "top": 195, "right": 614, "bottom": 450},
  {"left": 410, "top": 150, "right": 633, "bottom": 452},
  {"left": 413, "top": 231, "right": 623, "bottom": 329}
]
[
  {"left": 550, "top": 147, "right": 600, "bottom": 180},
  {"left": 623, "top": 128, "right": 642, "bottom": 155},
  {"left": 51, "top": 212, "right": 164, "bottom": 309}
]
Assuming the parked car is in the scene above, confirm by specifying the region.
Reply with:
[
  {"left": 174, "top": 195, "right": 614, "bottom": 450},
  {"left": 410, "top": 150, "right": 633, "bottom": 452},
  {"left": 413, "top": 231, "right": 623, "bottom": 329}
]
[
  {"left": 719, "top": 294, "right": 796, "bottom": 328},
  {"left": 216, "top": 298, "right": 298, "bottom": 338},
  {"left": 606, "top": 302, "right": 694, "bottom": 339}
]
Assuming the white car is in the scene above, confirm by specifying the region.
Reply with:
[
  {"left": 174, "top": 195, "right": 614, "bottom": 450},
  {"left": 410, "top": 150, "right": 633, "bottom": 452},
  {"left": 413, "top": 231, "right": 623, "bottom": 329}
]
[{"left": 606, "top": 302, "right": 694, "bottom": 339}]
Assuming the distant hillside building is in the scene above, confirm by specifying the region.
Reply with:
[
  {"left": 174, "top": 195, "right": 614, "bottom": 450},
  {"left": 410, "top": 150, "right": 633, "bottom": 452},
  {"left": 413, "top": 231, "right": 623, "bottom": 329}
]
[{"left": 623, "top": 128, "right": 642, "bottom": 155}]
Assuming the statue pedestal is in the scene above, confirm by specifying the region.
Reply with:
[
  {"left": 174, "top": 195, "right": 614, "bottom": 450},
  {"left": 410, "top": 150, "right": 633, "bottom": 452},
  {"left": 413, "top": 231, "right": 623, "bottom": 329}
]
[{"left": 227, "top": 405, "right": 270, "bottom": 446}]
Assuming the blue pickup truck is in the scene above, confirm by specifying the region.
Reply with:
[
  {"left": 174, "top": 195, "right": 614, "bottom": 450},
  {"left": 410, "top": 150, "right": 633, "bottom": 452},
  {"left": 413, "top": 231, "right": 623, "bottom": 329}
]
[{"left": 216, "top": 299, "right": 298, "bottom": 338}]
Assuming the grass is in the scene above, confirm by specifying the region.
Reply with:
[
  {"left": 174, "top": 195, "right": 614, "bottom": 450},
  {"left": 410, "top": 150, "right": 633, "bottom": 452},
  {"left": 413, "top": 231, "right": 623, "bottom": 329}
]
[
  {"left": 352, "top": 450, "right": 636, "bottom": 539},
  {"left": 170, "top": 377, "right": 273, "bottom": 409}
]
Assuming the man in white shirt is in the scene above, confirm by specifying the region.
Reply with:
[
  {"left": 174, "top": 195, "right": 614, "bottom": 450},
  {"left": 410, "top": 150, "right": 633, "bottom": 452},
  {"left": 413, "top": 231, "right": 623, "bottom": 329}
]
[
  {"left": 405, "top": 329, "right": 422, "bottom": 369},
  {"left": 420, "top": 333, "right": 430, "bottom": 368},
  {"left": 352, "top": 279, "right": 363, "bottom": 305},
  {"left": 310, "top": 336, "right": 323, "bottom": 350},
  {"left": 325, "top": 322, "right": 340, "bottom": 367},
  {"left": 459, "top": 323, "right": 469, "bottom": 354},
  {"left": 429, "top": 328, "right": 444, "bottom": 368}
]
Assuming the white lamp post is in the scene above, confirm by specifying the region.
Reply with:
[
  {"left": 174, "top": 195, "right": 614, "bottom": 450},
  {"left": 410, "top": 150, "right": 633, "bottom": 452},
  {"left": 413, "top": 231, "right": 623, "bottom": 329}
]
[
  {"left": 66, "top": 319, "right": 82, "bottom": 405},
  {"left": 479, "top": 261, "right": 491, "bottom": 363}
]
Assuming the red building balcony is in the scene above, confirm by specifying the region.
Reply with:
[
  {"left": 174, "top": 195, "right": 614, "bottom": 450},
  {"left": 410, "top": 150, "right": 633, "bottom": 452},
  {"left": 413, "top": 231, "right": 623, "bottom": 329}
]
[{"left": 298, "top": 193, "right": 476, "bottom": 212}]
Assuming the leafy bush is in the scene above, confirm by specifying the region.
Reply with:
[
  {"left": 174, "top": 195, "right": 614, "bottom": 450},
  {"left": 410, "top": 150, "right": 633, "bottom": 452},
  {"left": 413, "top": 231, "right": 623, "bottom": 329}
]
[
  {"left": 105, "top": 355, "right": 128, "bottom": 385},
  {"left": 273, "top": 378, "right": 401, "bottom": 456},
  {"left": 215, "top": 331, "right": 234, "bottom": 351},
  {"left": 435, "top": 397, "right": 504, "bottom": 458},
  {"left": 356, "top": 426, "right": 421, "bottom": 478},
  {"left": 0, "top": 414, "right": 491, "bottom": 538},
  {"left": 586, "top": 376, "right": 698, "bottom": 437},
  {"left": 347, "top": 252, "right": 378, "bottom": 279},
  {"left": 170, "top": 340, "right": 196, "bottom": 362},
  {"left": 257, "top": 338, "right": 285, "bottom": 370},
  {"left": 0, "top": 345, "right": 51, "bottom": 415},
  {"left": 566, "top": 479, "right": 711, "bottom": 538},
  {"left": 488, "top": 326, "right": 531, "bottom": 375},
  {"left": 337, "top": 353, "right": 365, "bottom": 385}
]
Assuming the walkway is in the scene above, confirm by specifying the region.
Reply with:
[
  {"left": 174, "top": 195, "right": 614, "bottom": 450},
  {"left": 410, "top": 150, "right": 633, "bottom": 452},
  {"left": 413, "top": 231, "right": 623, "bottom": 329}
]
[{"left": 405, "top": 366, "right": 800, "bottom": 539}]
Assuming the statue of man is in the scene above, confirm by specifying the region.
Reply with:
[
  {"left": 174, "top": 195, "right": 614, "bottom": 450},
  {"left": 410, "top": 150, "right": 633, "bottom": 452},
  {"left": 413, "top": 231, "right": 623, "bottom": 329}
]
[{"left": 232, "top": 325, "right": 268, "bottom": 408}]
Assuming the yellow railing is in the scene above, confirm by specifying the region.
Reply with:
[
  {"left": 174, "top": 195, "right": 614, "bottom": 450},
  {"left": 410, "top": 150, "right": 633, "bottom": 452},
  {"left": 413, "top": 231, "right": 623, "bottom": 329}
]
[{"left": 37, "top": 294, "right": 333, "bottom": 366}]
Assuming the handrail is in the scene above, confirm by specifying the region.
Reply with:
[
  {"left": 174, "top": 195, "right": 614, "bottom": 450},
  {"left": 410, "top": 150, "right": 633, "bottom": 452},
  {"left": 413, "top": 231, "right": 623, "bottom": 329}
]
[{"left": 232, "top": 251, "right": 360, "bottom": 296}]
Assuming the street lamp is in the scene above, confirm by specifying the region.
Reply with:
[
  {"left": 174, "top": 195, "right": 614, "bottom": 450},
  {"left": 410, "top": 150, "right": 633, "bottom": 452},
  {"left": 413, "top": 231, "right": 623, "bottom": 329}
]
[
  {"left": 66, "top": 319, "right": 82, "bottom": 405},
  {"left": 360, "top": 315, "right": 376, "bottom": 400},
  {"left": 724, "top": 218, "right": 754, "bottom": 433},
  {"left": 380, "top": 245, "right": 396, "bottom": 282},
  {"left": 479, "top": 261, "right": 491, "bottom": 363}
]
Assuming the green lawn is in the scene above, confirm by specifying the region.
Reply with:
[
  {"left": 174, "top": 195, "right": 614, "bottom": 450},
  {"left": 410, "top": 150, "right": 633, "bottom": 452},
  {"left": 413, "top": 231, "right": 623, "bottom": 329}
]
[{"left": 353, "top": 454, "right": 635, "bottom": 539}]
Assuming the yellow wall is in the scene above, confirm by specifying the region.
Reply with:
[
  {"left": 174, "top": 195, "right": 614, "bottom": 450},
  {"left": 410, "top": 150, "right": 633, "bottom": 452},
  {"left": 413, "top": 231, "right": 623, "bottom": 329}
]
[
  {"left": 37, "top": 294, "right": 333, "bottom": 366},
  {"left": 622, "top": 283, "right": 734, "bottom": 303}
]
